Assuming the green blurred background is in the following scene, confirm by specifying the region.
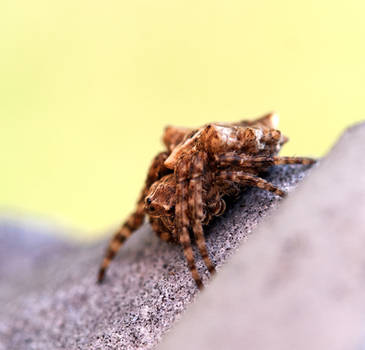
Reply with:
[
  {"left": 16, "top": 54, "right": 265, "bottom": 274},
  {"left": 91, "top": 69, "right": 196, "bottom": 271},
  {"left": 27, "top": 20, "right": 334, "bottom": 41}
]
[{"left": 1, "top": 0, "right": 364, "bottom": 239}]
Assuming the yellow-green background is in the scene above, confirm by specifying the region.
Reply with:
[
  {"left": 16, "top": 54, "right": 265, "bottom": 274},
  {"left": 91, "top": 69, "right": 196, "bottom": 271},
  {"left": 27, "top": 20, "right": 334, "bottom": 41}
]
[{"left": 1, "top": 0, "right": 364, "bottom": 239}]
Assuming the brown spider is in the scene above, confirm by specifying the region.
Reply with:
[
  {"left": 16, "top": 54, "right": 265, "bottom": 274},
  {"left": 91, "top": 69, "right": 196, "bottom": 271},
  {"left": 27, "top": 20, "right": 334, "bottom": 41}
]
[{"left": 98, "top": 113, "right": 315, "bottom": 289}]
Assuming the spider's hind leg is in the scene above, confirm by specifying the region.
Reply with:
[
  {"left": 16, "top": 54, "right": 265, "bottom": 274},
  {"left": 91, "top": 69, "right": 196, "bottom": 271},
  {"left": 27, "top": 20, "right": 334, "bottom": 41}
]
[
  {"left": 217, "top": 171, "right": 286, "bottom": 197},
  {"left": 273, "top": 156, "right": 316, "bottom": 166},
  {"left": 217, "top": 154, "right": 316, "bottom": 169}
]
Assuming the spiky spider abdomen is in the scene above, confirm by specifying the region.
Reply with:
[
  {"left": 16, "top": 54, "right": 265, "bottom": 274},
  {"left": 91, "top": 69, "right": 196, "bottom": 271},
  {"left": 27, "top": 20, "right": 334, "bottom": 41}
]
[{"left": 98, "top": 113, "right": 315, "bottom": 289}]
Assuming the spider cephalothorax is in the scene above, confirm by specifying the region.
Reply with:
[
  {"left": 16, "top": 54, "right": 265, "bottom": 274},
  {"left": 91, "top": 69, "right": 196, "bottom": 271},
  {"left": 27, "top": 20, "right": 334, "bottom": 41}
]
[{"left": 98, "top": 113, "right": 315, "bottom": 289}]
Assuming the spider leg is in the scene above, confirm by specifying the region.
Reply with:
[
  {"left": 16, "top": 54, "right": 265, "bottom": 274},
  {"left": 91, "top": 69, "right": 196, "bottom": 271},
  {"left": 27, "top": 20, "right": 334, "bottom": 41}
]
[
  {"left": 235, "top": 112, "right": 279, "bottom": 129},
  {"left": 145, "top": 151, "right": 171, "bottom": 188},
  {"left": 217, "top": 170, "right": 286, "bottom": 197},
  {"left": 176, "top": 160, "right": 203, "bottom": 290},
  {"left": 216, "top": 153, "right": 316, "bottom": 169},
  {"left": 98, "top": 151, "right": 171, "bottom": 283},
  {"left": 189, "top": 154, "right": 216, "bottom": 276},
  {"left": 272, "top": 156, "right": 316, "bottom": 166},
  {"left": 217, "top": 154, "right": 274, "bottom": 168},
  {"left": 98, "top": 197, "right": 145, "bottom": 283},
  {"left": 162, "top": 125, "right": 194, "bottom": 152},
  {"left": 217, "top": 154, "right": 315, "bottom": 169}
]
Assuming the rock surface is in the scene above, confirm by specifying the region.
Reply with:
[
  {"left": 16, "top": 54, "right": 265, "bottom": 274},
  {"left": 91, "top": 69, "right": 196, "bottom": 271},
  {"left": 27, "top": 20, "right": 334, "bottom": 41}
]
[
  {"left": 158, "top": 122, "right": 365, "bottom": 350},
  {"left": 0, "top": 160, "right": 313, "bottom": 348}
]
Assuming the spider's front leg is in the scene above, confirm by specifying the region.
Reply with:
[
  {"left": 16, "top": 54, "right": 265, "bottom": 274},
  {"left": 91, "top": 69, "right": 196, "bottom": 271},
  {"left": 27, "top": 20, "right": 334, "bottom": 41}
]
[
  {"left": 175, "top": 152, "right": 215, "bottom": 290},
  {"left": 97, "top": 151, "right": 171, "bottom": 283},
  {"left": 176, "top": 163, "right": 203, "bottom": 289},
  {"left": 188, "top": 153, "right": 216, "bottom": 275},
  {"left": 97, "top": 192, "right": 146, "bottom": 283}
]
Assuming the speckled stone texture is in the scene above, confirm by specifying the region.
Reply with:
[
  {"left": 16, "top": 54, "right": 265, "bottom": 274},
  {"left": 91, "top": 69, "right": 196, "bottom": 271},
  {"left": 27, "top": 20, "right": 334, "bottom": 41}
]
[
  {"left": 158, "top": 122, "right": 365, "bottom": 350},
  {"left": 0, "top": 161, "right": 313, "bottom": 349}
]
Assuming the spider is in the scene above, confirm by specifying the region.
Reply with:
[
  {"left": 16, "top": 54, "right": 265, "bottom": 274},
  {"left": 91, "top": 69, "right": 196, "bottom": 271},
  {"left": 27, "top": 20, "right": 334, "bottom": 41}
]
[{"left": 98, "top": 113, "right": 315, "bottom": 289}]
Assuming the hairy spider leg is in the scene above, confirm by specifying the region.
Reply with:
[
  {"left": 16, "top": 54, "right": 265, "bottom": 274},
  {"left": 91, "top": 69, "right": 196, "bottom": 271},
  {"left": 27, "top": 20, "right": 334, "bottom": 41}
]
[
  {"left": 217, "top": 154, "right": 316, "bottom": 169},
  {"left": 272, "top": 156, "right": 316, "bottom": 166},
  {"left": 217, "top": 154, "right": 275, "bottom": 169},
  {"left": 98, "top": 151, "right": 171, "bottom": 283},
  {"left": 163, "top": 125, "right": 193, "bottom": 152},
  {"left": 235, "top": 112, "right": 279, "bottom": 129},
  {"left": 176, "top": 158, "right": 203, "bottom": 289},
  {"left": 189, "top": 153, "right": 216, "bottom": 276},
  {"left": 98, "top": 194, "right": 146, "bottom": 283},
  {"left": 216, "top": 171, "right": 286, "bottom": 197}
]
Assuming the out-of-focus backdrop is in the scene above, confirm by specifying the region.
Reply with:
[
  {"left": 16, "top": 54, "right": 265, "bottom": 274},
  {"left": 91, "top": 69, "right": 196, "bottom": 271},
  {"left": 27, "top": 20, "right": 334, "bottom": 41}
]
[{"left": 1, "top": 0, "right": 364, "bottom": 239}]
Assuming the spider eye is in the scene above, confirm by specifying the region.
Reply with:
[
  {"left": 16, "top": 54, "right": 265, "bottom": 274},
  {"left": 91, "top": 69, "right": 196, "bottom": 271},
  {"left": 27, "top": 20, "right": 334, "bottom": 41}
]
[
  {"left": 149, "top": 205, "right": 155, "bottom": 212},
  {"left": 146, "top": 197, "right": 152, "bottom": 205}
]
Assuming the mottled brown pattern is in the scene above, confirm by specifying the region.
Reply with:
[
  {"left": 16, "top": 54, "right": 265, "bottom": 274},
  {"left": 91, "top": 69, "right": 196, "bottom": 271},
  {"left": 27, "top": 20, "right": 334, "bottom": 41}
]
[{"left": 98, "top": 113, "right": 315, "bottom": 289}]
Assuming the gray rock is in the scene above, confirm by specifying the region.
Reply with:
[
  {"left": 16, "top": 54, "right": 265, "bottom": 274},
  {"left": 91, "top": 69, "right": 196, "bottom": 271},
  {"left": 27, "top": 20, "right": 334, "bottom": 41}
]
[
  {"left": 0, "top": 216, "right": 80, "bottom": 308},
  {"left": 0, "top": 156, "right": 313, "bottom": 348},
  {"left": 158, "top": 122, "right": 365, "bottom": 350}
]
